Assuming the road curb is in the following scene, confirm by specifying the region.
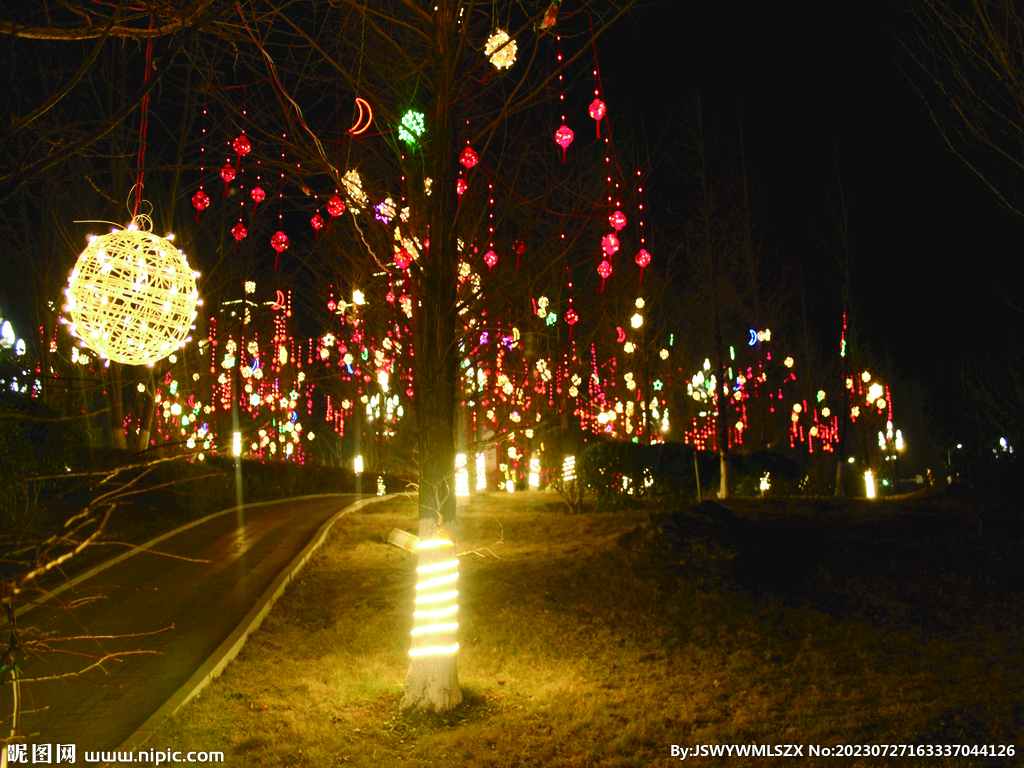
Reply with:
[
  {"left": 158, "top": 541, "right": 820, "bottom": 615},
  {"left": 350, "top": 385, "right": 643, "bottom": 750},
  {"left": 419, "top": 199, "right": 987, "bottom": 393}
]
[{"left": 117, "top": 494, "right": 397, "bottom": 751}]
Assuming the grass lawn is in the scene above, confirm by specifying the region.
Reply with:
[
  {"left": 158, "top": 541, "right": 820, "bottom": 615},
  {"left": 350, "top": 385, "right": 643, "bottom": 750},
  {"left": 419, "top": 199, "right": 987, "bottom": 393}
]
[{"left": 149, "top": 491, "right": 1023, "bottom": 767}]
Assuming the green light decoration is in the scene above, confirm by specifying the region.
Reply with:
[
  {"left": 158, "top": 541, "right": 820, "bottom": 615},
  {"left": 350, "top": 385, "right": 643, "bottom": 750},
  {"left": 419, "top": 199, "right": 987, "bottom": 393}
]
[
  {"left": 653, "top": 379, "right": 663, "bottom": 391},
  {"left": 730, "top": 345, "right": 735, "bottom": 361},
  {"left": 546, "top": 312, "right": 557, "bottom": 326},
  {"left": 399, "top": 110, "right": 426, "bottom": 143}
]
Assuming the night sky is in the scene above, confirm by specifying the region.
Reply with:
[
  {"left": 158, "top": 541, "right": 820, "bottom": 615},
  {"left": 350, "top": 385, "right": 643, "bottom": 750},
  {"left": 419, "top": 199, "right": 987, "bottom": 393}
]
[{"left": 603, "top": 1, "right": 1020, "bottom": 389}]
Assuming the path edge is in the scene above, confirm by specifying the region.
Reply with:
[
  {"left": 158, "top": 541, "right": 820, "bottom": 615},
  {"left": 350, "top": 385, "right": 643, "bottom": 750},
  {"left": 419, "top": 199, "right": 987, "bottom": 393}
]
[
  {"left": 117, "top": 494, "right": 396, "bottom": 751},
  {"left": 14, "top": 493, "right": 362, "bottom": 619}
]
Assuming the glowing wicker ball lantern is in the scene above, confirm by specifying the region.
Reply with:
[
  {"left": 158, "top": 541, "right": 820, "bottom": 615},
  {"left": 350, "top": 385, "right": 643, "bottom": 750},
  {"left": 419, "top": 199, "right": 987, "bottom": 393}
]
[
  {"left": 485, "top": 29, "right": 517, "bottom": 69},
  {"left": 65, "top": 223, "right": 199, "bottom": 367}
]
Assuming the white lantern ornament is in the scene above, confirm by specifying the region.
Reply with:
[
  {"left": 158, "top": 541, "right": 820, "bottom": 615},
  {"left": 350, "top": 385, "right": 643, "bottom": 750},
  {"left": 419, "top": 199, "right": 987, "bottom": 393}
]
[{"left": 64, "top": 217, "right": 199, "bottom": 367}]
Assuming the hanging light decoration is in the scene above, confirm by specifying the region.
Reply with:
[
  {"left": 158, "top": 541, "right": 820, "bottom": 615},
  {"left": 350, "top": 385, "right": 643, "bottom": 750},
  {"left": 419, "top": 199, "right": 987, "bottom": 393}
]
[
  {"left": 271, "top": 231, "right": 289, "bottom": 269},
  {"left": 589, "top": 98, "right": 607, "bottom": 137},
  {"left": 635, "top": 248, "right": 651, "bottom": 281},
  {"left": 399, "top": 110, "right": 426, "bottom": 145},
  {"left": 484, "top": 249, "right": 498, "bottom": 270},
  {"left": 232, "top": 134, "right": 251, "bottom": 157},
  {"left": 609, "top": 211, "right": 626, "bottom": 231},
  {"left": 555, "top": 125, "right": 574, "bottom": 163},
  {"left": 601, "top": 233, "right": 620, "bottom": 256},
  {"left": 460, "top": 146, "right": 478, "bottom": 169},
  {"left": 485, "top": 29, "right": 517, "bottom": 69},
  {"left": 219, "top": 162, "right": 236, "bottom": 196},
  {"left": 394, "top": 247, "right": 413, "bottom": 270},
  {"left": 311, "top": 213, "right": 324, "bottom": 240},
  {"left": 250, "top": 186, "right": 266, "bottom": 215},
  {"left": 326, "top": 194, "right": 345, "bottom": 234},
  {"left": 64, "top": 219, "right": 199, "bottom": 367},
  {"left": 191, "top": 190, "right": 210, "bottom": 223},
  {"left": 597, "top": 259, "right": 612, "bottom": 292},
  {"left": 230, "top": 222, "right": 247, "bottom": 252}
]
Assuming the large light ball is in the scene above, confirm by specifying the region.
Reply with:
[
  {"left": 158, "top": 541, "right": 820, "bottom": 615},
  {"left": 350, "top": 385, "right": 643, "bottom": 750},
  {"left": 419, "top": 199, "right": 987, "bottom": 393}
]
[
  {"left": 485, "top": 29, "right": 517, "bottom": 69},
  {"left": 64, "top": 226, "right": 199, "bottom": 366}
]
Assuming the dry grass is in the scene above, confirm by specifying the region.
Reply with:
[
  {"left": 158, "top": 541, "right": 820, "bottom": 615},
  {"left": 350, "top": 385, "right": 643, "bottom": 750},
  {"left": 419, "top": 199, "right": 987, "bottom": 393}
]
[{"left": 149, "top": 492, "right": 1023, "bottom": 767}]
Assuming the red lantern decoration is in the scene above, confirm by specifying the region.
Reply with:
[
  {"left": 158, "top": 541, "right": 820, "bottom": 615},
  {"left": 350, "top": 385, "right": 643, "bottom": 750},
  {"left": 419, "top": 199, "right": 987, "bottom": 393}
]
[
  {"left": 609, "top": 211, "right": 627, "bottom": 231},
  {"left": 311, "top": 213, "right": 324, "bottom": 240},
  {"left": 325, "top": 195, "right": 345, "bottom": 234},
  {"left": 460, "top": 146, "right": 478, "bottom": 169},
  {"left": 191, "top": 189, "right": 210, "bottom": 223},
  {"left": 250, "top": 186, "right": 266, "bottom": 216},
  {"left": 386, "top": 291, "right": 396, "bottom": 303},
  {"left": 394, "top": 247, "right": 413, "bottom": 270},
  {"left": 597, "top": 259, "right": 612, "bottom": 292},
  {"left": 589, "top": 98, "right": 607, "bottom": 137},
  {"left": 484, "top": 249, "right": 498, "bottom": 270},
  {"left": 220, "top": 163, "right": 236, "bottom": 197},
  {"left": 602, "top": 233, "right": 620, "bottom": 256},
  {"left": 233, "top": 134, "right": 252, "bottom": 156},
  {"left": 457, "top": 178, "right": 468, "bottom": 197},
  {"left": 231, "top": 222, "right": 247, "bottom": 253},
  {"left": 635, "top": 248, "right": 651, "bottom": 282},
  {"left": 555, "top": 125, "right": 574, "bottom": 163},
  {"left": 271, "top": 231, "right": 289, "bottom": 270}
]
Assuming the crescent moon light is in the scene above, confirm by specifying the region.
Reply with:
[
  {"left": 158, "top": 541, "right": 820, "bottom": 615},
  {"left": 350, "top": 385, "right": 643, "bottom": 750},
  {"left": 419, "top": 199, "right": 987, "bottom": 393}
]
[
  {"left": 616, "top": 326, "right": 626, "bottom": 343},
  {"left": 748, "top": 329, "right": 757, "bottom": 346},
  {"left": 348, "top": 97, "right": 373, "bottom": 136}
]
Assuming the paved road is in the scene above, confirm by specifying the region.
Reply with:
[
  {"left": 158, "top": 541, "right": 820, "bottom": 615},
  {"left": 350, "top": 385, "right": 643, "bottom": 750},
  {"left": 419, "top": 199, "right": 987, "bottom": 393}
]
[{"left": 12, "top": 494, "right": 361, "bottom": 753}]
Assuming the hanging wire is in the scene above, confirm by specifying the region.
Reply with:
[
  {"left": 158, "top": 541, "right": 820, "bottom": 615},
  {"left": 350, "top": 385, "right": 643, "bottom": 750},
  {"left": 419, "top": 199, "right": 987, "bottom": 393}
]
[
  {"left": 236, "top": 0, "right": 331, "bottom": 169},
  {"left": 133, "top": 15, "right": 156, "bottom": 217}
]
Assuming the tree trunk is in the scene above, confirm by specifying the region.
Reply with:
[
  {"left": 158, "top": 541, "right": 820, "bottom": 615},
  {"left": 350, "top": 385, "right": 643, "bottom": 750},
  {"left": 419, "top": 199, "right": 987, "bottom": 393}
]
[
  {"left": 401, "top": 0, "right": 462, "bottom": 713},
  {"left": 107, "top": 362, "right": 126, "bottom": 450},
  {"left": 400, "top": 514, "right": 462, "bottom": 712},
  {"left": 137, "top": 383, "right": 155, "bottom": 452},
  {"left": 718, "top": 449, "right": 729, "bottom": 499}
]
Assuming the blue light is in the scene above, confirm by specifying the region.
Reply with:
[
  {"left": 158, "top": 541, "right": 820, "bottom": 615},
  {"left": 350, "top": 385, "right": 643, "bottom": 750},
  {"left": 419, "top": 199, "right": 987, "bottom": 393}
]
[{"left": 748, "top": 329, "right": 757, "bottom": 346}]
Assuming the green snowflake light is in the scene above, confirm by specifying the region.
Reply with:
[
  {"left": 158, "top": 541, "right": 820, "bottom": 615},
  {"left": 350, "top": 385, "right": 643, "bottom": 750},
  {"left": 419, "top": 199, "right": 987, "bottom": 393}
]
[{"left": 399, "top": 110, "right": 426, "bottom": 144}]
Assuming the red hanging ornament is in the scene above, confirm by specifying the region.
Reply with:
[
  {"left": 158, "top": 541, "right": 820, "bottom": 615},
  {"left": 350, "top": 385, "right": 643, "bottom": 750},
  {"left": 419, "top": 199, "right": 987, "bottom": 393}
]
[
  {"left": 609, "top": 211, "right": 627, "bottom": 231},
  {"left": 565, "top": 308, "right": 579, "bottom": 339},
  {"left": 220, "top": 162, "right": 236, "bottom": 197},
  {"left": 602, "top": 233, "right": 620, "bottom": 256},
  {"left": 327, "top": 195, "right": 345, "bottom": 217},
  {"left": 311, "top": 213, "right": 324, "bottom": 240},
  {"left": 457, "top": 178, "right": 468, "bottom": 197},
  {"left": 386, "top": 291, "right": 396, "bottom": 303},
  {"left": 394, "top": 247, "right": 413, "bottom": 270},
  {"left": 597, "top": 259, "right": 612, "bottom": 292},
  {"left": 250, "top": 186, "right": 266, "bottom": 216},
  {"left": 635, "top": 248, "right": 651, "bottom": 282},
  {"left": 233, "top": 134, "right": 252, "bottom": 156},
  {"left": 231, "top": 222, "right": 247, "bottom": 253},
  {"left": 460, "top": 146, "right": 479, "bottom": 169},
  {"left": 271, "top": 231, "right": 289, "bottom": 270},
  {"left": 515, "top": 239, "right": 526, "bottom": 269},
  {"left": 555, "top": 125, "right": 574, "bottom": 163},
  {"left": 325, "top": 194, "right": 345, "bottom": 234},
  {"left": 589, "top": 98, "right": 607, "bottom": 137},
  {"left": 191, "top": 189, "right": 210, "bottom": 223},
  {"left": 484, "top": 249, "right": 498, "bottom": 270}
]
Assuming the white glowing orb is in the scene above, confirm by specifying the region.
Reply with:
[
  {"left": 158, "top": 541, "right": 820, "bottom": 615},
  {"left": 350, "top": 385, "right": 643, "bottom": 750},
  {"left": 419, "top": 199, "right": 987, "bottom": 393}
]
[
  {"left": 485, "top": 29, "right": 517, "bottom": 69},
  {"left": 65, "top": 224, "right": 198, "bottom": 366}
]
